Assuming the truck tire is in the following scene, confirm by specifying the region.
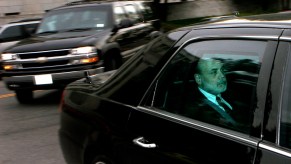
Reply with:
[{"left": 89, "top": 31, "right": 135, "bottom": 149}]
[
  {"left": 15, "top": 90, "right": 33, "bottom": 104},
  {"left": 104, "top": 53, "right": 122, "bottom": 71}
]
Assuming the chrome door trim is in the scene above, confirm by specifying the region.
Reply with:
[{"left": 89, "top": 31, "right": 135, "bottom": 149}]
[
  {"left": 133, "top": 136, "right": 157, "bottom": 148},
  {"left": 259, "top": 142, "right": 291, "bottom": 158},
  {"left": 279, "top": 36, "right": 291, "bottom": 41}
]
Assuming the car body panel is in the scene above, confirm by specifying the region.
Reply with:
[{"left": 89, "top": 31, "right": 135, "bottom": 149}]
[{"left": 128, "top": 106, "right": 258, "bottom": 164}]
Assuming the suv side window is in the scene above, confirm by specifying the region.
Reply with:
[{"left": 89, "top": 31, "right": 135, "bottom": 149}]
[
  {"left": 137, "top": 2, "right": 154, "bottom": 21},
  {"left": 124, "top": 4, "right": 141, "bottom": 23},
  {"left": 280, "top": 42, "right": 291, "bottom": 149},
  {"left": 114, "top": 6, "right": 127, "bottom": 25},
  {"left": 148, "top": 39, "right": 267, "bottom": 133}
]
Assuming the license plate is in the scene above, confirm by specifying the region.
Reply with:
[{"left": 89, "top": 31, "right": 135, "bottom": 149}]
[{"left": 34, "top": 74, "right": 53, "bottom": 85}]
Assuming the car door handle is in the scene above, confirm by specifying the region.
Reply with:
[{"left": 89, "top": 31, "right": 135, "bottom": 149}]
[{"left": 133, "top": 137, "right": 157, "bottom": 148}]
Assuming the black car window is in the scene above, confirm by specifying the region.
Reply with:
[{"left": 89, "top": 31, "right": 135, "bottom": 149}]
[
  {"left": 137, "top": 2, "right": 154, "bottom": 21},
  {"left": 280, "top": 42, "right": 291, "bottom": 149},
  {"left": 114, "top": 6, "right": 127, "bottom": 25},
  {"left": 1, "top": 25, "right": 23, "bottom": 39},
  {"left": 148, "top": 39, "right": 267, "bottom": 133},
  {"left": 124, "top": 4, "right": 141, "bottom": 23}
]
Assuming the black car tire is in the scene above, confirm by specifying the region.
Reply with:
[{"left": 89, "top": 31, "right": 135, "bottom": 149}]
[
  {"left": 15, "top": 90, "right": 33, "bottom": 104},
  {"left": 91, "top": 155, "right": 115, "bottom": 164},
  {"left": 104, "top": 52, "right": 122, "bottom": 71}
]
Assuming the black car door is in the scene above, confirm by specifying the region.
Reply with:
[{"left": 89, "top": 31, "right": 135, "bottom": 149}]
[{"left": 126, "top": 31, "right": 280, "bottom": 164}]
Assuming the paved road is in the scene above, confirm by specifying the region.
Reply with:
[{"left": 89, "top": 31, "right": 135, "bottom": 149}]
[{"left": 0, "top": 81, "right": 66, "bottom": 164}]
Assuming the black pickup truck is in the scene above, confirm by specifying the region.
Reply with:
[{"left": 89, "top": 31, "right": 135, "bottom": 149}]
[{"left": 0, "top": 1, "right": 160, "bottom": 103}]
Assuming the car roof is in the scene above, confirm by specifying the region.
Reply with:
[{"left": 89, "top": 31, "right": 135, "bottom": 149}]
[
  {"left": 180, "top": 12, "right": 291, "bottom": 31},
  {"left": 51, "top": 0, "right": 145, "bottom": 11}
]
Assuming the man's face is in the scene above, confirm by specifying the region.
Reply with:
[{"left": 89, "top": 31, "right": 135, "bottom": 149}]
[{"left": 195, "top": 59, "right": 227, "bottom": 95}]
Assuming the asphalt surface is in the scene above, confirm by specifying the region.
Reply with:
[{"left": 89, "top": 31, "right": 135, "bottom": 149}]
[{"left": 0, "top": 81, "right": 66, "bottom": 164}]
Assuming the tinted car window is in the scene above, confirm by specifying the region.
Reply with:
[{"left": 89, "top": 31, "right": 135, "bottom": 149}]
[
  {"left": 137, "top": 2, "right": 154, "bottom": 21},
  {"left": 148, "top": 39, "right": 267, "bottom": 133},
  {"left": 96, "top": 31, "right": 187, "bottom": 105},
  {"left": 124, "top": 4, "right": 140, "bottom": 23},
  {"left": 0, "top": 25, "right": 22, "bottom": 38},
  {"left": 280, "top": 42, "right": 291, "bottom": 149},
  {"left": 114, "top": 6, "right": 127, "bottom": 25}
]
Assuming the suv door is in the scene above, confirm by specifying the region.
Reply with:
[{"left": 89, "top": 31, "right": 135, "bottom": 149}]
[{"left": 126, "top": 30, "right": 280, "bottom": 163}]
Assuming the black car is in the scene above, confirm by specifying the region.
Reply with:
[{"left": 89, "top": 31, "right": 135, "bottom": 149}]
[
  {"left": 59, "top": 12, "right": 291, "bottom": 164},
  {"left": 0, "top": 1, "right": 159, "bottom": 103}
]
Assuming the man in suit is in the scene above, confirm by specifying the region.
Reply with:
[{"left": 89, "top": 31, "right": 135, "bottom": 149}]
[{"left": 183, "top": 58, "right": 238, "bottom": 128}]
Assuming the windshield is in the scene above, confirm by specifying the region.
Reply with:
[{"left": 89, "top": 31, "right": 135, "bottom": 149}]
[{"left": 36, "top": 5, "right": 113, "bottom": 34}]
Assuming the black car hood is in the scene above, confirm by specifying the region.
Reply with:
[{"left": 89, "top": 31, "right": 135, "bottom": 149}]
[{"left": 5, "top": 29, "right": 110, "bottom": 53}]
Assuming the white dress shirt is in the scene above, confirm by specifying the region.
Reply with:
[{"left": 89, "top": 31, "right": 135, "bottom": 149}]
[{"left": 198, "top": 87, "right": 232, "bottom": 111}]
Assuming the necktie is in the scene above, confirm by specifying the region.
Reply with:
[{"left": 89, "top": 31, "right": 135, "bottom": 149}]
[
  {"left": 216, "top": 96, "right": 231, "bottom": 113},
  {"left": 216, "top": 96, "right": 236, "bottom": 125}
]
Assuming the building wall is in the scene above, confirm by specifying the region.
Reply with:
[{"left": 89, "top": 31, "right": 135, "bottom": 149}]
[
  {"left": 2, "top": 0, "right": 281, "bottom": 25},
  {"left": 0, "top": 0, "right": 78, "bottom": 25},
  {"left": 165, "top": 0, "right": 236, "bottom": 21}
]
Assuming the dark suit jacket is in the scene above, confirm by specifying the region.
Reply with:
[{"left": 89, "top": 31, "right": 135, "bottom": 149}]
[{"left": 182, "top": 87, "right": 239, "bottom": 129}]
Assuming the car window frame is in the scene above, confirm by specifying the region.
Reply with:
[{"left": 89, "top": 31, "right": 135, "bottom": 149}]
[{"left": 138, "top": 35, "right": 279, "bottom": 140}]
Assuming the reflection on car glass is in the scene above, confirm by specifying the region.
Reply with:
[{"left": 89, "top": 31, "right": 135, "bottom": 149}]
[
  {"left": 63, "top": 28, "right": 95, "bottom": 32},
  {"left": 36, "top": 30, "right": 59, "bottom": 35}
]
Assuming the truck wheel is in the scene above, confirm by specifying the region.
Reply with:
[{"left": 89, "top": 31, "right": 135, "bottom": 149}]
[
  {"left": 104, "top": 54, "right": 122, "bottom": 71},
  {"left": 15, "top": 90, "right": 33, "bottom": 104}
]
